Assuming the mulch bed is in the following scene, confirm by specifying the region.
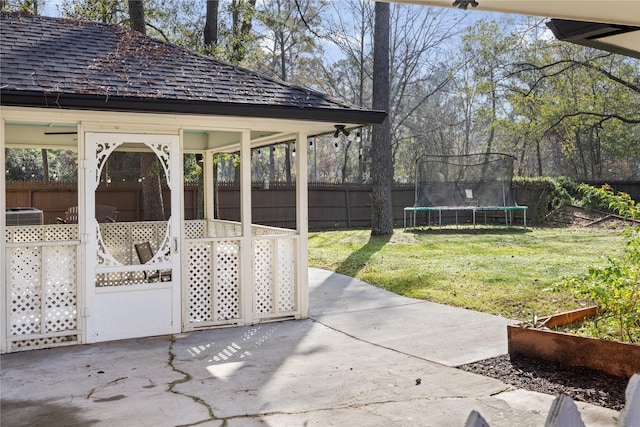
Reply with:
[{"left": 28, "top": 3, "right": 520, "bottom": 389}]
[
  {"left": 546, "top": 205, "right": 639, "bottom": 229},
  {"left": 458, "top": 354, "right": 628, "bottom": 411}
]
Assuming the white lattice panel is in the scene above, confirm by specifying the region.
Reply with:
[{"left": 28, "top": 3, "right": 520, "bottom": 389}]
[
  {"left": 214, "top": 240, "right": 240, "bottom": 321},
  {"left": 252, "top": 225, "right": 296, "bottom": 236},
  {"left": 131, "top": 222, "right": 160, "bottom": 247},
  {"left": 10, "top": 335, "right": 79, "bottom": 352},
  {"left": 44, "top": 225, "right": 78, "bottom": 242},
  {"left": 276, "top": 239, "right": 296, "bottom": 312},
  {"left": 98, "top": 222, "right": 130, "bottom": 265},
  {"left": 7, "top": 226, "right": 43, "bottom": 243},
  {"left": 209, "top": 220, "right": 242, "bottom": 238},
  {"left": 254, "top": 240, "right": 273, "bottom": 314},
  {"left": 95, "top": 272, "right": 148, "bottom": 287},
  {"left": 42, "top": 246, "right": 77, "bottom": 332},
  {"left": 6, "top": 225, "right": 79, "bottom": 244},
  {"left": 9, "top": 247, "right": 42, "bottom": 335},
  {"left": 97, "top": 221, "right": 170, "bottom": 269},
  {"left": 185, "top": 220, "right": 206, "bottom": 239},
  {"left": 187, "top": 242, "right": 213, "bottom": 322}
]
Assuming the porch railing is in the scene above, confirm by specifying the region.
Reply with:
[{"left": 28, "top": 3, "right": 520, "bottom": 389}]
[
  {"left": 3, "top": 219, "right": 303, "bottom": 352},
  {"left": 4, "top": 224, "right": 80, "bottom": 352},
  {"left": 183, "top": 219, "right": 300, "bottom": 331}
]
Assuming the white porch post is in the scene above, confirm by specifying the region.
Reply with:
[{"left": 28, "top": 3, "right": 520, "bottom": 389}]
[
  {"left": 81, "top": 129, "right": 97, "bottom": 342},
  {"left": 239, "top": 130, "right": 254, "bottom": 323},
  {"left": 204, "top": 135, "right": 215, "bottom": 221},
  {"left": 1, "top": 119, "right": 6, "bottom": 353},
  {"left": 76, "top": 124, "right": 88, "bottom": 344},
  {"left": 296, "top": 131, "right": 309, "bottom": 318}
]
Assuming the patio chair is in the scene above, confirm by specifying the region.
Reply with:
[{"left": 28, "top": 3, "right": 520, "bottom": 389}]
[
  {"left": 57, "top": 206, "right": 78, "bottom": 224},
  {"left": 57, "top": 205, "right": 118, "bottom": 224},
  {"left": 134, "top": 241, "right": 171, "bottom": 282}
]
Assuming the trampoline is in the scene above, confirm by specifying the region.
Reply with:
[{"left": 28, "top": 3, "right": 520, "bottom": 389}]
[{"left": 404, "top": 153, "right": 528, "bottom": 229}]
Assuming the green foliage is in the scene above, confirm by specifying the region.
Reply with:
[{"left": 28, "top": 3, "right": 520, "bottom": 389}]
[
  {"left": 59, "top": 0, "right": 125, "bottom": 24},
  {"left": 5, "top": 148, "right": 78, "bottom": 182},
  {"left": 577, "top": 183, "right": 638, "bottom": 219},
  {"left": 513, "top": 176, "right": 575, "bottom": 214},
  {"left": 556, "top": 185, "right": 640, "bottom": 343}
]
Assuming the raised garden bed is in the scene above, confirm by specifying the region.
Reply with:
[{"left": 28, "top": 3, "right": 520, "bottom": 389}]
[{"left": 508, "top": 306, "right": 640, "bottom": 378}]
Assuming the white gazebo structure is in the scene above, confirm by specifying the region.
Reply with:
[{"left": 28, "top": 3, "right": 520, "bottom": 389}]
[{"left": 0, "top": 12, "right": 384, "bottom": 353}]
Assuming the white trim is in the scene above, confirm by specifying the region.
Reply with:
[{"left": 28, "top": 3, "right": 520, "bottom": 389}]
[
  {"left": 296, "top": 131, "right": 310, "bottom": 318},
  {"left": 1, "top": 118, "right": 6, "bottom": 354},
  {"left": 75, "top": 123, "right": 86, "bottom": 345},
  {"left": 239, "top": 130, "right": 254, "bottom": 323},
  {"left": 84, "top": 132, "right": 181, "bottom": 342},
  {"left": 1, "top": 106, "right": 360, "bottom": 140}
]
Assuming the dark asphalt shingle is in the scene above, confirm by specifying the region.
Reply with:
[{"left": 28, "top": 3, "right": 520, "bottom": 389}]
[{"left": 1, "top": 12, "right": 384, "bottom": 123}]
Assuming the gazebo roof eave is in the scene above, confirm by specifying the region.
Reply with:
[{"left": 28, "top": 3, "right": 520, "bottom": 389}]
[{"left": 0, "top": 90, "right": 387, "bottom": 128}]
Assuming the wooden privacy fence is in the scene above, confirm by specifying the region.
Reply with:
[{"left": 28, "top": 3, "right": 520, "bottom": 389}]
[{"left": 6, "top": 181, "right": 640, "bottom": 231}]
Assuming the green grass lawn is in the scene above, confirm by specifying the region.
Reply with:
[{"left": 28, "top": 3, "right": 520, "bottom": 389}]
[{"left": 308, "top": 226, "right": 627, "bottom": 321}]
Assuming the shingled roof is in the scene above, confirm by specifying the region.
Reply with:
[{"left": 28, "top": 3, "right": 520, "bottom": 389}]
[{"left": 0, "top": 12, "right": 385, "bottom": 124}]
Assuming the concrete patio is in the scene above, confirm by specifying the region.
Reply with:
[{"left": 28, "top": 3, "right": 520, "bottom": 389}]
[{"left": 0, "top": 268, "right": 619, "bottom": 426}]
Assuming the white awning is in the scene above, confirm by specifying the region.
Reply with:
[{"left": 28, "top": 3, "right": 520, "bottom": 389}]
[{"left": 385, "top": 0, "right": 640, "bottom": 58}]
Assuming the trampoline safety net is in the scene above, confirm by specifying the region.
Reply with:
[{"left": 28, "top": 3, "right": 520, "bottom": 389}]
[{"left": 414, "top": 153, "right": 518, "bottom": 208}]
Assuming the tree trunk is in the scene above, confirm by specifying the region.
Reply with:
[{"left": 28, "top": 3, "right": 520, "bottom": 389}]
[
  {"left": 230, "top": 0, "right": 257, "bottom": 63},
  {"left": 269, "top": 146, "right": 275, "bottom": 182},
  {"left": 128, "top": 0, "right": 146, "bottom": 34},
  {"left": 128, "top": 1, "right": 165, "bottom": 221},
  {"left": 41, "top": 149, "right": 49, "bottom": 183},
  {"left": 204, "top": 0, "right": 219, "bottom": 47},
  {"left": 341, "top": 138, "right": 352, "bottom": 184},
  {"left": 371, "top": 2, "right": 393, "bottom": 236},
  {"left": 140, "top": 153, "right": 165, "bottom": 221},
  {"left": 285, "top": 143, "right": 292, "bottom": 184}
]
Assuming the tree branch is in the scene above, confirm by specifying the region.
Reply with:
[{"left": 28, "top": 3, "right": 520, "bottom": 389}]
[{"left": 543, "top": 111, "right": 640, "bottom": 139}]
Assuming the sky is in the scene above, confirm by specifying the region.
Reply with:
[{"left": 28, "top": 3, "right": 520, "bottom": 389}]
[{"left": 38, "top": 0, "right": 511, "bottom": 21}]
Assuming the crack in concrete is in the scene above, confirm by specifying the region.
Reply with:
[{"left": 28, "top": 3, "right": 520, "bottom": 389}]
[
  {"left": 210, "top": 395, "right": 482, "bottom": 424},
  {"left": 309, "top": 317, "right": 448, "bottom": 366},
  {"left": 490, "top": 386, "right": 518, "bottom": 397},
  {"left": 167, "top": 335, "right": 219, "bottom": 427},
  {"left": 164, "top": 325, "right": 511, "bottom": 426}
]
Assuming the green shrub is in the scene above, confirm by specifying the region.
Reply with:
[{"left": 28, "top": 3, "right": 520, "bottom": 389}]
[
  {"left": 577, "top": 183, "right": 638, "bottom": 218},
  {"left": 513, "top": 177, "right": 576, "bottom": 223},
  {"left": 556, "top": 185, "right": 640, "bottom": 343}
]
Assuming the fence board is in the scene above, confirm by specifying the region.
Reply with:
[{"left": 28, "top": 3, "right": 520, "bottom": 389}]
[{"left": 6, "top": 181, "right": 639, "bottom": 230}]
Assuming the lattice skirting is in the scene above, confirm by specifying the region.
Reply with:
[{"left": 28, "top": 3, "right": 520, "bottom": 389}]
[{"left": 7, "top": 334, "right": 80, "bottom": 352}]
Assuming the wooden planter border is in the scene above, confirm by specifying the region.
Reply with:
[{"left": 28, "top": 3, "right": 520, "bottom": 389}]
[{"left": 508, "top": 307, "right": 640, "bottom": 378}]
